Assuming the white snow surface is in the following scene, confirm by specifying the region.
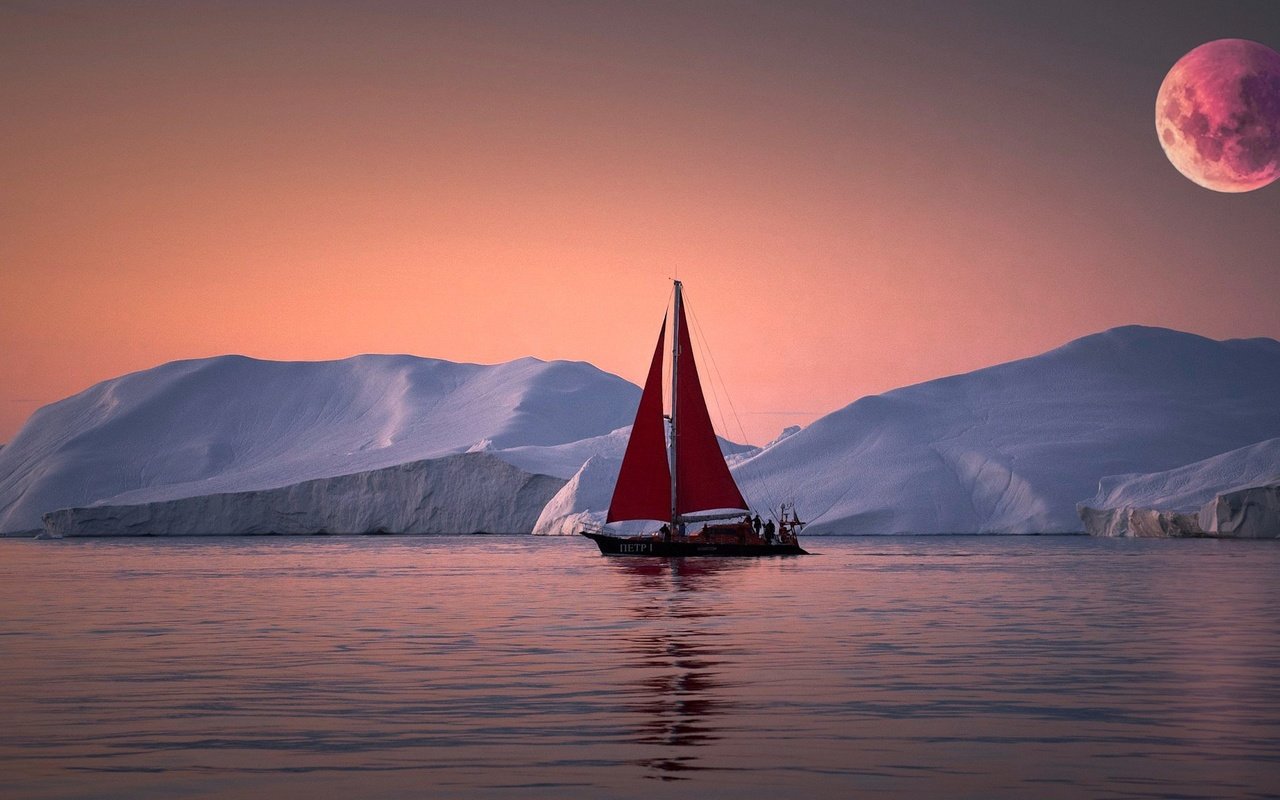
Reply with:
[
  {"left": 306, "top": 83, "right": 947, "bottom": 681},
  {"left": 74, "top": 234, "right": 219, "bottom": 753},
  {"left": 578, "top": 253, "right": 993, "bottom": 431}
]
[
  {"left": 6, "top": 326, "right": 1278, "bottom": 538},
  {"left": 493, "top": 427, "right": 632, "bottom": 480},
  {"left": 0, "top": 354, "right": 637, "bottom": 533},
  {"left": 732, "top": 326, "right": 1280, "bottom": 534},
  {"left": 1077, "top": 438, "right": 1280, "bottom": 538},
  {"left": 533, "top": 455, "right": 622, "bottom": 536},
  {"left": 1084, "top": 437, "right": 1280, "bottom": 514},
  {"left": 40, "top": 452, "right": 564, "bottom": 537}
]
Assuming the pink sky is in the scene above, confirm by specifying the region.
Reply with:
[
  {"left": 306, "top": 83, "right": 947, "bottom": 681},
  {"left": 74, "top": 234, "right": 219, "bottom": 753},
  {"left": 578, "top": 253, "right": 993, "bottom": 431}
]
[{"left": 3, "top": 3, "right": 1278, "bottom": 444}]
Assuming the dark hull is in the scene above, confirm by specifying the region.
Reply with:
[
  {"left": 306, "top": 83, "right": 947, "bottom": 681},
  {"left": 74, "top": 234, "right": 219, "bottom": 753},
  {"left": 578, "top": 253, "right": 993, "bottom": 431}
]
[{"left": 581, "top": 531, "right": 808, "bottom": 557}]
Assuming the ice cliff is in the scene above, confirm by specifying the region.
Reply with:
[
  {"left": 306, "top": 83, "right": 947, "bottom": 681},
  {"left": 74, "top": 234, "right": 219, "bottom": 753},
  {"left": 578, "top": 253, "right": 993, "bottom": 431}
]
[
  {"left": 1078, "top": 438, "right": 1280, "bottom": 537},
  {"left": 531, "top": 455, "right": 622, "bottom": 537},
  {"left": 1200, "top": 485, "right": 1280, "bottom": 538},
  {"left": 40, "top": 453, "right": 563, "bottom": 537}
]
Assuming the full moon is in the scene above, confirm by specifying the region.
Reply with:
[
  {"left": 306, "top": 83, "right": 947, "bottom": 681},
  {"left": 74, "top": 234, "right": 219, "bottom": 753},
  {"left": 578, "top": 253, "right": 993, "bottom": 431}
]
[{"left": 1156, "top": 38, "right": 1280, "bottom": 192}]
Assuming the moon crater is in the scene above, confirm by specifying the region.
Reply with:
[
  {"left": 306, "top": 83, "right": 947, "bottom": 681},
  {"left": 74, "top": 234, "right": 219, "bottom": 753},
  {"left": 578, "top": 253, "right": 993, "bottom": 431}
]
[{"left": 1156, "top": 38, "right": 1280, "bottom": 193}]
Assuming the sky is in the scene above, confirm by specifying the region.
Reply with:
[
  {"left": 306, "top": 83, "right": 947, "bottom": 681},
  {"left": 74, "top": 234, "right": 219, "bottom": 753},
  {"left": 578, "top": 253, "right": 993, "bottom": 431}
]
[{"left": 3, "top": 0, "right": 1279, "bottom": 445}]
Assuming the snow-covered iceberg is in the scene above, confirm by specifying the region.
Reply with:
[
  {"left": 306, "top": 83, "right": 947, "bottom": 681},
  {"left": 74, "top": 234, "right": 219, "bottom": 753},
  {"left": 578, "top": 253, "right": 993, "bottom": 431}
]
[
  {"left": 6, "top": 326, "right": 1279, "bottom": 538},
  {"left": 0, "top": 354, "right": 636, "bottom": 534},
  {"left": 1079, "top": 438, "right": 1280, "bottom": 537},
  {"left": 40, "top": 452, "right": 563, "bottom": 537},
  {"left": 1084, "top": 437, "right": 1280, "bottom": 513},
  {"left": 732, "top": 327, "right": 1280, "bottom": 534}
]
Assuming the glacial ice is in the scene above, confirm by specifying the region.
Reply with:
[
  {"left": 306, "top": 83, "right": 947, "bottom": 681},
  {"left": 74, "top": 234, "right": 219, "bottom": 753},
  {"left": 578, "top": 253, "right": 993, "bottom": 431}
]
[
  {"left": 0, "top": 354, "right": 636, "bottom": 534},
  {"left": 732, "top": 327, "right": 1280, "bottom": 534},
  {"left": 5, "top": 326, "right": 1280, "bottom": 538},
  {"left": 1084, "top": 437, "right": 1280, "bottom": 513},
  {"left": 1079, "top": 437, "right": 1280, "bottom": 537},
  {"left": 531, "top": 455, "right": 618, "bottom": 536},
  {"left": 1200, "top": 484, "right": 1280, "bottom": 538},
  {"left": 40, "top": 453, "right": 564, "bottom": 537}
]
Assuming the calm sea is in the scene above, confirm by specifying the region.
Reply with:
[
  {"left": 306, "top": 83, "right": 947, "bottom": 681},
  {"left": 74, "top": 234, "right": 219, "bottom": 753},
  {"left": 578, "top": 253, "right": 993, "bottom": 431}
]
[{"left": 1, "top": 535, "right": 1278, "bottom": 799}]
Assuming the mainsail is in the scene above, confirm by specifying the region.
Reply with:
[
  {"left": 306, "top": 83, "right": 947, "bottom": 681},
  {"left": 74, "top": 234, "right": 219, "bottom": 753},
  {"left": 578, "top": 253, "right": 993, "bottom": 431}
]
[
  {"left": 673, "top": 299, "right": 748, "bottom": 515},
  {"left": 606, "top": 285, "right": 748, "bottom": 524}
]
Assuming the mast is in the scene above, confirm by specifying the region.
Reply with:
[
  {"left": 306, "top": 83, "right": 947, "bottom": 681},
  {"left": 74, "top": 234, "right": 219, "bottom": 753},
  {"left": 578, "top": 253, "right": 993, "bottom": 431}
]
[{"left": 670, "top": 280, "right": 682, "bottom": 534}]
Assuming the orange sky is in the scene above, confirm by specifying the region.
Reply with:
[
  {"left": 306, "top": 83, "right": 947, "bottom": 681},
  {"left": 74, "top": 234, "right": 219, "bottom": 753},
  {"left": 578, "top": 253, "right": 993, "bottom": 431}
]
[{"left": 3, "top": 2, "right": 1279, "bottom": 444}]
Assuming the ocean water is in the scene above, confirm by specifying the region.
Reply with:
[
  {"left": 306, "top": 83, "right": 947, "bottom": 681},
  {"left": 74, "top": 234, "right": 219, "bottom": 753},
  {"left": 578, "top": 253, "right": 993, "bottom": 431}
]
[{"left": 1, "top": 535, "right": 1278, "bottom": 799}]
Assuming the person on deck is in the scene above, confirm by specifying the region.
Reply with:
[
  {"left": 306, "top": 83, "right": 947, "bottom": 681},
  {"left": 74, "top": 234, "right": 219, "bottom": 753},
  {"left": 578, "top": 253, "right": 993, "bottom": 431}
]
[
  {"left": 752, "top": 515, "right": 762, "bottom": 535},
  {"left": 763, "top": 519, "right": 775, "bottom": 543}
]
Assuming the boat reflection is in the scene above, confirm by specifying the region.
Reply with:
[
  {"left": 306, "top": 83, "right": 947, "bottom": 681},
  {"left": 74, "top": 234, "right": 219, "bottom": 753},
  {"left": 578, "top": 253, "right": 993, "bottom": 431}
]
[{"left": 608, "top": 558, "right": 749, "bottom": 780}]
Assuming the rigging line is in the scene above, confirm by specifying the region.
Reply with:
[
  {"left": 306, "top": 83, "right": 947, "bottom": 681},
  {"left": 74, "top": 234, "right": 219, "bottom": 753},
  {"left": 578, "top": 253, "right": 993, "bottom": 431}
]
[
  {"left": 680, "top": 290, "right": 738, "bottom": 441},
  {"left": 791, "top": 472, "right": 855, "bottom": 527},
  {"left": 683, "top": 293, "right": 762, "bottom": 517},
  {"left": 685, "top": 294, "right": 787, "bottom": 520},
  {"left": 682, "top": 292, "right": 733, "bottom": 454},
  {"left": 691, "top": 308, "right": 778, "bottom": 522}
]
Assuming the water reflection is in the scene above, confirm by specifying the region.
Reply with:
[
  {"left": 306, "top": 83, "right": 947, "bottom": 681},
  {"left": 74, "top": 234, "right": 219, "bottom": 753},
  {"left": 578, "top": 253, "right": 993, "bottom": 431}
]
[
  {"left": 7, "top": 537, "right": 1279, "bottom": 798},
  {"left": 608, "top": 558, "right": 749, "bottom": 780}
]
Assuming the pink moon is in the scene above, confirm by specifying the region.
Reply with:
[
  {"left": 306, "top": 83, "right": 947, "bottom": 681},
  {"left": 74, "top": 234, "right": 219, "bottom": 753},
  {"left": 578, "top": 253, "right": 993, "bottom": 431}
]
[{"left": 1155, "top": 38, "right": 1280, "bottom": 193}]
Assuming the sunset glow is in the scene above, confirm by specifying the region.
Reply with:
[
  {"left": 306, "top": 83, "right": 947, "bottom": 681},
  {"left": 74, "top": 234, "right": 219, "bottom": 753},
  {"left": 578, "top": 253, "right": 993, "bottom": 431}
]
[{"left": 3, "top": 2, "right": 1279, "bottom": 444}]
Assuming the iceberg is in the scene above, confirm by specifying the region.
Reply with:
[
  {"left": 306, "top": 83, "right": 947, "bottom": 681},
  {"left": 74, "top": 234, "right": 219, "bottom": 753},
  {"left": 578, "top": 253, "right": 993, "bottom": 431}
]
[
  {"left": 530, "top": 455, "right": 622, "bottom": 537},
  {"left": 5, "top": 325, "right": 1278, "bottom": 538},
  {"left": 1079, "top": 438, "right": 1280, "bottom": 537},
  {"left": 732, "top": 327, "right": 1280, "bottom": 534},
  {"left": 1200, "top": 484, "right": 1280, "bottom": 538},
  {"left": 0, "top": 354, "right": 636, "bottom": 534}
]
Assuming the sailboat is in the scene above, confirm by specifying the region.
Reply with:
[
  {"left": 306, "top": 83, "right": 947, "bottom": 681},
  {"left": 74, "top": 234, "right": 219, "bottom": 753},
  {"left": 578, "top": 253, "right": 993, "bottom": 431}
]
[{"left": 580, "top": 281, "right": 808, "bottom": 557}]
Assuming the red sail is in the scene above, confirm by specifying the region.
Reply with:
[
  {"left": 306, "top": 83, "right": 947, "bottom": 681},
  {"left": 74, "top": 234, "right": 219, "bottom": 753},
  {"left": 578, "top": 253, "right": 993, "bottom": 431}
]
[
  {"left": 607, "top": 318, "right": 672, "bottom": 522},
  {"left": 674, "top": 302, "right": 748, "bottom": 514}
]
